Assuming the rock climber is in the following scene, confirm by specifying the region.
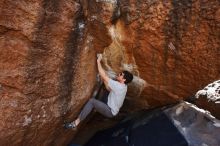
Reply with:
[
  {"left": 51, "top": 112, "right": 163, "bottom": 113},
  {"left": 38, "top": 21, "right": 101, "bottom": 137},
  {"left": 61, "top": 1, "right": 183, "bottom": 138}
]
[{"left": 64, "top": 54, "right": 133, "bottom": 129}]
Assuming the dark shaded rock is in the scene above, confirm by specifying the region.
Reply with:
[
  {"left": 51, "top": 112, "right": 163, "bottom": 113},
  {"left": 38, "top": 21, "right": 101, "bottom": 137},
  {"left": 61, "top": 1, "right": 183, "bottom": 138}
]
[{"left": 80, "top": 102, "right": 220, "bottom": 146}]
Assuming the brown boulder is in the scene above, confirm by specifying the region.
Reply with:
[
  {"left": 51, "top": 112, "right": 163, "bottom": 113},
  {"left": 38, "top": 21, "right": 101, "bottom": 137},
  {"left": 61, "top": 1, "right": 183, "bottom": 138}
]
[
  {"left": 0, "top": 0, "right": 99, "bottom": 145},
  {"left": 0, "top": 0, "right": 219, "bottom": 145}
]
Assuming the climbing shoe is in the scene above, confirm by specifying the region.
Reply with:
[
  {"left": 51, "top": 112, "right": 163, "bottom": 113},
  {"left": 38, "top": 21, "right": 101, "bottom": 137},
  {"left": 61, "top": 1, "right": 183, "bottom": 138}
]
[{"left": 64, "top": 122, "right": 76, "bottom": 129}]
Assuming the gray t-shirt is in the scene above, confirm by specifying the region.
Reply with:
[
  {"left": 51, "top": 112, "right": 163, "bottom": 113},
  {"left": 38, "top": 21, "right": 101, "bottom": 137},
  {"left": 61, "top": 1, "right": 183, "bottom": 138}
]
[{"left": 107, "top": 79, "right": 127, "bottom": 116}]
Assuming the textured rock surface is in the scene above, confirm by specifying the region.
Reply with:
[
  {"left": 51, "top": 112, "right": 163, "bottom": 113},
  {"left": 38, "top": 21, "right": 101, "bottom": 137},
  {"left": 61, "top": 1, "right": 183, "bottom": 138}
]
[
  {"left": 0, "top": 1, "right": 99, "bottom": 145},
  {"left": 82, "top": 102, "right": 220, "bottom": 146},
  {"left": 98, "top": 0, "right": 220, "bottom": 109},
  {"left": 195, "top": 80, "right": 220, "bottom": 119},
  {"left": 0, "top": 0, "right": 219, "bottom": 145}
]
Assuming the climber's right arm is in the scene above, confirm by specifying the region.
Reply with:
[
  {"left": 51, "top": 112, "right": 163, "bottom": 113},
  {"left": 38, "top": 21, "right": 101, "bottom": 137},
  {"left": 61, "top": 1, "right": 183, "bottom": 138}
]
[{"left": 97, "top": 56, "right": 111, "bottom": 91}]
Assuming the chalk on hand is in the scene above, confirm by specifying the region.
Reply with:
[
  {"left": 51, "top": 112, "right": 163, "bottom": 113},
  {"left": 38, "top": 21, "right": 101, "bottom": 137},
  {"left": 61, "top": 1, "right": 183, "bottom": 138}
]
[{"left": 97, "top": 53, "right": 102, "bottom": 59}]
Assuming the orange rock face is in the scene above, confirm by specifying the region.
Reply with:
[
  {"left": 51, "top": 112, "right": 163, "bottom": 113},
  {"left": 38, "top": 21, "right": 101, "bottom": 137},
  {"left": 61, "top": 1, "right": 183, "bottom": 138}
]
[
  {"left": 0, "top": 1, "right": 100, "bottom": 145},
  {"left": 0, "top": 0, "right": 219, "bottom": 145},
  {"left": 98, "top": 0, "right": 220, "bottom": 109}
]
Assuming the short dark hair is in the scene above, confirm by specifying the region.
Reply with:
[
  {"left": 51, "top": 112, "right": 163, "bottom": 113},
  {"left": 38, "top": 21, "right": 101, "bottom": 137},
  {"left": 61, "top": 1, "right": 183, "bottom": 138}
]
[{"left": 122, "top": 71, "right": 133, "bottom": 84}]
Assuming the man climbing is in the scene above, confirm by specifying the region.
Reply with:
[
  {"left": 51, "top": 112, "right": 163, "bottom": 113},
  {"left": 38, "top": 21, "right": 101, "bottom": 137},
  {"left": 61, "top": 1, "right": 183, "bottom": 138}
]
[{"left": 64, "top": 54, "right": 133, "bottom": 129}]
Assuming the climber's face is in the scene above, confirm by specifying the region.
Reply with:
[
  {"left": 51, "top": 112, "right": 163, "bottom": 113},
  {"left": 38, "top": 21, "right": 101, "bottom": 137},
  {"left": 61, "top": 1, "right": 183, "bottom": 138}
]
[{"left": 116, "top": 72, "right": 126, "bottom": 83}]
